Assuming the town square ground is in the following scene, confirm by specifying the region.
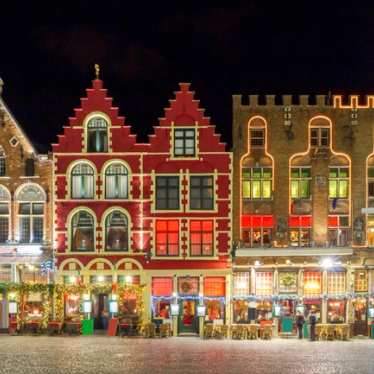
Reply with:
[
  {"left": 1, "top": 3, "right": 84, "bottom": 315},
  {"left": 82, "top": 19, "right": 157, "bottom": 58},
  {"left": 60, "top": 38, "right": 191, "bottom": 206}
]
[{"left": 0, "top": 336, "right": 373, "bottom": 374}]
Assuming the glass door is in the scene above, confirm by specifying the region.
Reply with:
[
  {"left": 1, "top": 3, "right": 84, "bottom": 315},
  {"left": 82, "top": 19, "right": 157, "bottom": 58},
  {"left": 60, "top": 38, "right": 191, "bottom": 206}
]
[
  {"left": 178, "top": 300, "right": 198, "bottom": 334},
  {"left": 353, "top": 298, "right": 368, "bottom": 336}
]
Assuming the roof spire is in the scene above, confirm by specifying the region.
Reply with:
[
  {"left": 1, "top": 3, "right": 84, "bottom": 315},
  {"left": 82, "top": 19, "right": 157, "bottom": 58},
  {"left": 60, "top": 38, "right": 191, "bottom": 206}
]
[
  {"left": 0, "top": 77, "right": 3, "bottom": 96},
  {"left": 94, "top": 64, "right": 100, "bottom": 80}
]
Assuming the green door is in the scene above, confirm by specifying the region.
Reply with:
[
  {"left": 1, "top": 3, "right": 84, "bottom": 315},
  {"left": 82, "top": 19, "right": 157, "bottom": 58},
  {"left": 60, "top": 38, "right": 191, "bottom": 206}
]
[{"left": 178, "top": 300, "right": 199, "bottom": 334}]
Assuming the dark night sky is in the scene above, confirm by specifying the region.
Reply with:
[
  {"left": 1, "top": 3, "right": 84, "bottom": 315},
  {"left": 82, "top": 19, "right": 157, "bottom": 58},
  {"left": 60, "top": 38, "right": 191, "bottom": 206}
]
[{"left": 1, "top": 2, "right": 374, "bottom": 152}]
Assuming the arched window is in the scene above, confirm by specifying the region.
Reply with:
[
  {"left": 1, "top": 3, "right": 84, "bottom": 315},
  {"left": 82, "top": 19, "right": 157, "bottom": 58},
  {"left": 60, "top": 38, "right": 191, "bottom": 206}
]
[
  {"left": 105, "top": 211, "right": 128, "bottom": 251},
  {"left": 71, "top": 211, "right": 94, "bottom": 251},
  {"left": 87, "top": 117, "right": 108, "bottom": 152},
  {"left": 0, "top": 186, "right": 10, "bottom": 243},
  {"left": 0, "top": 150, "right": 5, "bottom": 176},
  {"left": 71, "top": 163, "right": 94, "bottom": 199},
  {"left": 16, "top": 184, "right": 46, "bottom": 243},
  {"left": 105, "top": 164, "right": 128, "bottom": 199}
]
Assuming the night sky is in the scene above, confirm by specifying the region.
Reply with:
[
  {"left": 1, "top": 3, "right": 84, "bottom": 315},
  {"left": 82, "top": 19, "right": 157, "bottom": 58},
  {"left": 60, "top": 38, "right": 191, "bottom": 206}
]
[{"left": 1, "top": 2, "right": 374, "bottom": 152}]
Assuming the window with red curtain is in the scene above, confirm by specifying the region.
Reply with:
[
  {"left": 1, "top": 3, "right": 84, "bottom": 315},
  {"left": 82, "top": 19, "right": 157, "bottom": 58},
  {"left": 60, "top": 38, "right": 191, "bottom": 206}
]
[
  {"left": 190, "top": 220, "right": 213, "bottom": 256},
  {"left": 241, "top": 215, "right": 273, "bottom": 228},
  {"left": 156, "top": 220, "right": 179, "bottom": 256},
  {"left": 204, "top": 277, "right": 226, "bottom": 297},
  {"left": 288, "top": 215, "right": 311, "bottom": 227},
  {"left": 152, "top": 277, "right": 173, "bottom": 296}
]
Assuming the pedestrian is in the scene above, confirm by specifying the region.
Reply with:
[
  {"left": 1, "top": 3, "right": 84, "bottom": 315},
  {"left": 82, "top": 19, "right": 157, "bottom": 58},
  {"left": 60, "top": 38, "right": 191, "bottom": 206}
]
[
  {"left": 101, "top": 307, "right": 109, "bottom": 330},
  {"left": 309, "top": 310, "right": 317, "bottom": 341},
  {"left": 296, "top": 312, "right": 305, "bottom": 339}
]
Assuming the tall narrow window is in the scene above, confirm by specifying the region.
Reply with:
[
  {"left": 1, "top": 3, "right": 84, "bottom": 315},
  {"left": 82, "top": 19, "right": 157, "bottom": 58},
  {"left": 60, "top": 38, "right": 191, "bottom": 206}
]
[
  {"left": 174, "top": 129, "right": 195, "bottom": 157},
  {"left": 368, "top": 167, "right": 374, "bottom": 206},
  {"left": 155, "top": 220, "right": 179, "bottom": 256},
  {"left": 71, "top": 164, "right": 94, "bottom": 199},
  {"left": 19, "top": 203, "right": 44, "bottom": 243},
  {"left": 291, "top": 167, "right": 311, "bottom": 199},
  {"left": 71, "top": 211, "right": 94, "bottom": 251},
  {"left": 105, "top": 211, "right": 128, "bottom": 251},
  {"left": 155, "top": 176, "right": 179, "bottom": 210},
  {"left": 288, "top": 216, "right": 311, "bottom": 247},
  {"left": 328, "top": 215, "right": 350, "bottom": 247},
  {"left": 190, "top": 220, "right": 213, "bottom": 256},
  {"left": 241, "top": 215, "right": 273, "bottom": 247},
  {"left": 242, "top": 167, "right": 272, "bottom": 199},
  {"left": 0, "top": 186, "right": 9, "bottom": 243},
  {"left": 105, "top": 164, "right": 128, "bottom": 199},
  {"left": 0, "top": 151, "right": 5, "bottom": 176},
  {"left": 310, "top": 127, "right": 329, "bottom": 147},
  {"left": 329, "top": 167, "right": 349, "bottom": 199},
  {"left": 250, "top": 129, "right": 265, "bottom": 147},
  {"left": 87, "top": 117, "right": 108, "bottom": 152},
  {"left": 190, "top": 176, "right": 214, "bottom": 210}
]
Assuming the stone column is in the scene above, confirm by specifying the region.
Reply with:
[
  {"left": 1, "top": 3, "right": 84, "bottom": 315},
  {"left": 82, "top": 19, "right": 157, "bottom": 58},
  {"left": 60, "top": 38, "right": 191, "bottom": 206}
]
[
  {"left": 173, "top": 275, "right": 178, "bottom": 337},
  {"left": 226, "top": 273, "right": 232, "bottom": 327}
]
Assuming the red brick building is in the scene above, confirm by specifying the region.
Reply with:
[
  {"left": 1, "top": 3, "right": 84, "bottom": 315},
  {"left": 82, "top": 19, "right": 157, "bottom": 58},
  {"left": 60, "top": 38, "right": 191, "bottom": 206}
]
[{"left": 53, "top": 76, "right": 232, "bottom": 335}]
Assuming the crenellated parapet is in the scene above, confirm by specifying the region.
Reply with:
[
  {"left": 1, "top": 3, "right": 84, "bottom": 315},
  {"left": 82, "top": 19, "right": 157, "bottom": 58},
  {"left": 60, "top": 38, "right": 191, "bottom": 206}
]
[
  {"left": 233, "top": 94, "right": 329, "bottom": 107},
  {"left": 333, "top": 95, "right": 374, "bottom": 109}
]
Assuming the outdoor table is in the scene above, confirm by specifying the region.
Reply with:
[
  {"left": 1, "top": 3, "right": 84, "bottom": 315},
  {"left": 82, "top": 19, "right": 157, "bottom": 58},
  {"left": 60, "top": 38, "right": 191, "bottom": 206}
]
[
  {"left": 119, "top": 323, "right": 130, "bottom": 336},
  {"left": 65, "top": 321, "right": 81, "bottom": 335},
  {"left": 316, "top": 323, "right": 350, "bottom": 340},
  {"left": 25, "top": 320, "right": 41, "bottom": 334},
  {"left": 47, "top": 321, "right": 63, "bottom": 335}
]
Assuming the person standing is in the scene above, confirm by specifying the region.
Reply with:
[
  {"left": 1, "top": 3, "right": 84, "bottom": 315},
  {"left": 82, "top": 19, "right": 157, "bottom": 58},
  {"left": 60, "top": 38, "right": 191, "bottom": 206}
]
[
  {"left": 296, "top": 312, "right": 305, "bottom": 339},
  {"left": 309, "top": 310, "right": 317, "bottom": 341}
]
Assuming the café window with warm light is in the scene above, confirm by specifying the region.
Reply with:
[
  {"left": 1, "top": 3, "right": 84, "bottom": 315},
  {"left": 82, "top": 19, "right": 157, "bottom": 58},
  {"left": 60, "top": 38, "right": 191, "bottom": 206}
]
[
  {"left": 241, "top": 215, "right": 273, "bottom": 248},
  {"left": 327, "top": 271, "right": 346, "bottom": 294},
  {"left": 329, "top": 167, "right": 349, "bottom": 199},
  {"left": 233, "top": 272, "right": 250, "bottom": 297},
  {"left": 255, "top": 272, "right": 273, "bottom": 296},
  {"left": 87, "top": 116, "right": 108, "bottom": 153},
  {"left": 303, "top": 271, "right": 321, "bottom": 296},
  {"left": 310, "top": 127, "right": 329, "bottom": 147},
  {"left": 291, "top": 167, "right": 311, "bottom": 199},
  {"left": 368, "top": 215, "right": 374, "bottom": 247},
  {"left": 354, "top": 270, "right": 368, "bottom": 292},
  {"left": 155, "top": 220, "right": 179, "bottom": 256},
  {"left": 242, "top": 167, "right": 272, "bottom": 199},
  {"left": 288, "top": 216, "right": 311, "bottom": 247}
]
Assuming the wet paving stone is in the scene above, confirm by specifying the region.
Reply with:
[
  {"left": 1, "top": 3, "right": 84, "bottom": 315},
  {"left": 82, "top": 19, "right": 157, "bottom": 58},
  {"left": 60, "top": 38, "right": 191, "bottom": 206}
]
[{"left": 0, "top": 336, "right": 373, "bottom": 374}]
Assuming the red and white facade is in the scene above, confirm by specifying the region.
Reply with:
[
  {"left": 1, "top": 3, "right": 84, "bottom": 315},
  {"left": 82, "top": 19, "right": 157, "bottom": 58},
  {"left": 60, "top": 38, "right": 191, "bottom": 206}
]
[{"left": 53, "top": 79, "right": 232, "bottom": 334}]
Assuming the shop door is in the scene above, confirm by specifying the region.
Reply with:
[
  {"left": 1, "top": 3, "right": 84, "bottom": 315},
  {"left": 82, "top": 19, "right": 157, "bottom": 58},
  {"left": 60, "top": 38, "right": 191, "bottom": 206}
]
[
  {"left": 93, "top": 293, "right": 108, "bottom": 329},
  {"left": 353, "top": 299, "right": 368, "bottom": 336},
  {"left": 178, "top": 300, "right": 198, "bottom": 334}
]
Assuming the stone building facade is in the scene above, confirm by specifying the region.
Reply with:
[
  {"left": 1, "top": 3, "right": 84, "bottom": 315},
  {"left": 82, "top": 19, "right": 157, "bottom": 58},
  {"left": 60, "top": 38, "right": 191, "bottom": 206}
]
[
  {"left": 232, "top": 94, "right": 374, "bottom": 336},
  {"left": 0, "top": 81, "right": 53, "bottom": 329}
]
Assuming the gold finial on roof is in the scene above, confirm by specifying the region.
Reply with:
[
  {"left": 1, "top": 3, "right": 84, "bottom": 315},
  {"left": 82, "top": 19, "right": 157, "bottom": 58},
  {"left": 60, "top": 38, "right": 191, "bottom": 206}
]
[{"left": 94, "top": 64, "right": 100, "bottom": 79}]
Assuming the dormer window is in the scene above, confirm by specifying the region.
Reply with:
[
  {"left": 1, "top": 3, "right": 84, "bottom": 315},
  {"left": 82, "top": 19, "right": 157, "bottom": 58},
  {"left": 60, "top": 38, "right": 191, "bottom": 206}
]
[
  {"left": 174, "top": 129, "right": 195, "bottom": 157},
  {"left": 310, "top": 127, "right": 329, "bottom": 147},
  {"left": 87, "top": 117, "right": 108, "bottom": 152}
]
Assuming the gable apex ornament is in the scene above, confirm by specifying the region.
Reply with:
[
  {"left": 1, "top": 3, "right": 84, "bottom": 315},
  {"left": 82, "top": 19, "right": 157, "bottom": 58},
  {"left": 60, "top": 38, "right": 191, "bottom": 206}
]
[
  {"left": 0, "top": 77, "right": 3, "bottom": 95},
  {"left": 94, "top": 64, "right": 100, "bottom": 80}
]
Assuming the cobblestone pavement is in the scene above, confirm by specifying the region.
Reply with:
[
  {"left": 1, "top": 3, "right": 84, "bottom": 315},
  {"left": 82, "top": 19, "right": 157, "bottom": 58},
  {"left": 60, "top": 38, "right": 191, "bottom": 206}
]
[{"left": 0, "top": 336, "right": 373, "bottom": 374}]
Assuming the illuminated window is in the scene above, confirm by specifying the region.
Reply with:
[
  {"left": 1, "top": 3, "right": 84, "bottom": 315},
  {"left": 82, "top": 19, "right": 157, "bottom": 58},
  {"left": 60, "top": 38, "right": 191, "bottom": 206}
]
[
  {"left": 354, "top": 270, "right": 368, "bottom": 292},
  {"left": 71, "top": 164, "right": 94, "bottom": 199},
  {"left": 233, "top": 272, "right": 250, "bottom": 297},
  {"left": 174, "top": 129, "right": 195, "bottom": 157},
  {"left": 152, "top": 277, "right": 173, "bottom": 296},
  {"left": 204, "top": 277, "right": 225, "bottom": 297},
  {"left": 19, "top": 203, "right": 44, "bottom": 243},
  {"left": 303, "top": 271, "right": 321, "bottom": 296},
  {"left": 156, "top": 176, "right": 179, "bottom": 210},
  {"left": 329, "top": 167, "right": 349, "bottom": 199},
  {"left": 242, "top": 167, "right": 272, "bottom": 199},
  {"left": 368, "top": 166, "right": 374, "bottom": 204},
  {"left": 310, "top": 127, "right": 329, "bottom": 147},
  {"left": 190, "top": 220, "right": 213, "bottom": 256},
  {"left": 328, "top": 215, "right": 350, "bottom": 247},
  {"left": 241, "top": 215, "right": 272, "bottom": 248},
  {"left": 105, "top": 164, "right": 128, "bottom": 199},
  {"left": 190, "top": 176, "right": 214, "bottom": 210},
  {"left": 71, "top": 211, "right": 94, "bottom": 251},
  {"left": 255, "top": 272, "right": 273, "bottom": 296},
  {"left": 327, "top": 272, "right": 346, "bottom": 294},
  {"left": 250, "top": 129, "right": 265, "bottom": 147},
  {"left": 288, "top": 216, "right": 311, "bottom": 247},
  {"left": 155, "top": 220, "right": 179, "bottom": 256},
  {"left": 368, "top": 215, "right": 374, "bottom": 247},
  {"left": 290, "top": 167, "right": 311, "bottom": 199},
  {"left": 105, "top": 211, "right": 128, "bottom": 251},
  {"left": 87, "top": 117, "right": 108, "bottom": 152}
]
